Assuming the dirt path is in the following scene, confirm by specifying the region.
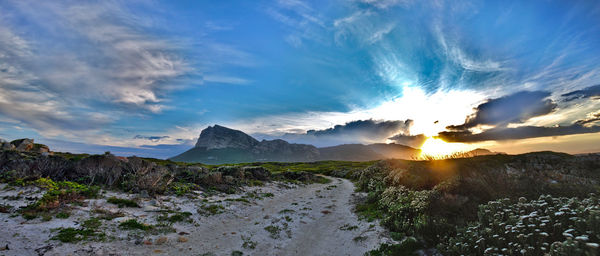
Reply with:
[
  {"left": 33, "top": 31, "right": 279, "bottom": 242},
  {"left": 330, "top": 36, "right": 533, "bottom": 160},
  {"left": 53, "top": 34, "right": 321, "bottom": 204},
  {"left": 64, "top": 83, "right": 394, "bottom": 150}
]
[{"left": 0, "top": 178, "right": 390, "bottom": 256}]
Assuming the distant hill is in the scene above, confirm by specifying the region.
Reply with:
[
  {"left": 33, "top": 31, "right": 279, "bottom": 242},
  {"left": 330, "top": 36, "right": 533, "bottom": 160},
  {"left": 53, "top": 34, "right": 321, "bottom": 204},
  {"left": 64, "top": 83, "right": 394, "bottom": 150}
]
[{"left": 170, "top": 125, "right": 497, "bottom": 164}]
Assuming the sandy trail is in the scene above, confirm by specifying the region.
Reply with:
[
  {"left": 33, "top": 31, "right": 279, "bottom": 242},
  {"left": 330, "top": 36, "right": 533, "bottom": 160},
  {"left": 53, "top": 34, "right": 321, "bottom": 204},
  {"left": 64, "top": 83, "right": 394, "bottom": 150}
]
[{"left": 0, "top": 178, "right": 390, "bottom": 256}]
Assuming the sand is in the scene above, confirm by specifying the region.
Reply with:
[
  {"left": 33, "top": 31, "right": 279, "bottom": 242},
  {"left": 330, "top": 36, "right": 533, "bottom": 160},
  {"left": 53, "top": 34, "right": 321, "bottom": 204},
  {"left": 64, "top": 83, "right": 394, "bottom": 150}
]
[{"left": 0, "top": 178, "right": 391, "bottom": 256}]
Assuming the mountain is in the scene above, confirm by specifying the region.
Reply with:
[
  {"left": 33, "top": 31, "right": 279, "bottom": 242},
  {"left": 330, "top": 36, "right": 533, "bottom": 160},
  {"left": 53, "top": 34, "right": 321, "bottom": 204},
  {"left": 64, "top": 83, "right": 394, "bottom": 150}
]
[
  {"left": 171, "top": 125, "right": 320, "bottom": 164},
  {"left": 195, "top": 125, "right": 259, "bottom": 150},
  {"left": 170, "top": 125, "right": 422, "bottom": 164}
]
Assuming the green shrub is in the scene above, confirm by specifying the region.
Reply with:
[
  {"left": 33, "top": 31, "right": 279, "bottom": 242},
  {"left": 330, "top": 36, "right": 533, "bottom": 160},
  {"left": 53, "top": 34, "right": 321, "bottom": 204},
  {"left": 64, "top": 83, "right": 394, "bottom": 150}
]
[
  {"left": 52, "top": 217, "right": 105, "bottom": 243},
  {"left": 366, "top": 237, "right": 422, "bottom": 256},
  {"left": 56, "top": 212, "right": 70, "bottom": 219},
  {"left": 22, "top": 212, "right": 37, "bottom": 220},
  {"left": 264, "top": 225, "right": 281, "bottom": 239},
  {"left": 52, "top": 227, "right": 104, "bottom": 243},
  {"left": 20, "top": 178, "right": 100, "bottom": 219},
  {"left": 198, "top": 204, "right": 225, "bottom": 216},
  {"left": 82, "top": 218, "right": 102, "bottom": 229},
  {"left": 119, "top": 219, "right": 153, "bottom": 230},
  {"left": 242, "top": 235, "right": 257, "bottom": 249},
  {"left": 170, "top": 182, "right": 195, "bottom": 196}
]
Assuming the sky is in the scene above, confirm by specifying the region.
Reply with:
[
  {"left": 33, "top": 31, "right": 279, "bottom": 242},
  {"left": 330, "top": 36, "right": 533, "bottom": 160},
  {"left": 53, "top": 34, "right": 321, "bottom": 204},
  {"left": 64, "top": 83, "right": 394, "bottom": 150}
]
[{"left": 1, "top": 0, "right": 600, "bottom": 158}]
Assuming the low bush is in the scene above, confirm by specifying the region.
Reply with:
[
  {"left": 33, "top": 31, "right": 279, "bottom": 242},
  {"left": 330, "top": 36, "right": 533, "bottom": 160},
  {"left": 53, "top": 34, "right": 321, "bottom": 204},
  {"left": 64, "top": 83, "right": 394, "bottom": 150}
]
[
  {"left": 119, "top": 219, "right": 153, "bottom": 230},
  {"left": 52, "top": 218, "right": 105, "bottom": 243},
  {"left": 20, "top": 178, "right": 99, "bottom": 218},
  {"left": 157, "top": 211, "right": 193, "bottom": 223},
  {"left": 366, "top": 237, "right": 421, "bottom": 256},
  {"left": 52, "top": 228, "right": 100, "bottom": 243},
  {"left": 354, "top": 153, "right": 600, "bottom": 253},
  {"left": 169, "top": 182, "right": 196, "bottom": 196},
  {"left": 198, "top": 204, "right": 225, "bottom": 216},
  {"left": 438, "top": 194, "right": 600, "bottom": 256}
]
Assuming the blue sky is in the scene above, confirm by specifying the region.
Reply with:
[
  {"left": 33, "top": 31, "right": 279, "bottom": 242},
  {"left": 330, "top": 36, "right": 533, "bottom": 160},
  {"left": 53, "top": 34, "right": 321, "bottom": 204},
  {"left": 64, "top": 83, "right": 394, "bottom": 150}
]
[{"left": 1, "top": 0, "right": 600, "bottom": 158}]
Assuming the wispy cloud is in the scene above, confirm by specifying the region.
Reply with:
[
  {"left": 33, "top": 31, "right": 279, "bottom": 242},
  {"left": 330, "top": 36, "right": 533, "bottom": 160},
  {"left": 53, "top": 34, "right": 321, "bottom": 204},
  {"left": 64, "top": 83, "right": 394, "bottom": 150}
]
[
  {"left": 359, "top": 0, "right": 413, "bottom": 9},
  {"left": 0, "top": 0, "right": 204, "bottom": 148},
  {"left": 265, "top": 0, "right": 328, "bottom": 47},
  {"left": 202, "top": 75, "right": 252, "bottom": 85}
]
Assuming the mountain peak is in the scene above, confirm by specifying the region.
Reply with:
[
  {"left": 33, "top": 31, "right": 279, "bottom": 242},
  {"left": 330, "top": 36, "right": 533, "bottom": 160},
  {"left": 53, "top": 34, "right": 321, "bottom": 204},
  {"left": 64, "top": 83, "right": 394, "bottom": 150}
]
[{"left": 195, "top": 125, "right": 259, "bottom": 150}]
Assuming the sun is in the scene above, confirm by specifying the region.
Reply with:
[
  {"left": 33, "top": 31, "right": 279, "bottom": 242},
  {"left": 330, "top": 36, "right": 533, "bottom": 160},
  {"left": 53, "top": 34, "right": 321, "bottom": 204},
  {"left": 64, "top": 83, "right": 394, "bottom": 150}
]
[{"left": 419, "top": 137, "right": 471, "bottom": 159}]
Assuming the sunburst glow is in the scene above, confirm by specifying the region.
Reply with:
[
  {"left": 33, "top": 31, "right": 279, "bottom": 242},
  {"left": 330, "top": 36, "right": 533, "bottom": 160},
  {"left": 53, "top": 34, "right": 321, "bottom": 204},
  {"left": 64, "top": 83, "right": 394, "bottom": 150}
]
[{"left": 419, "top": 137, "right": 472, "bottom": 159}]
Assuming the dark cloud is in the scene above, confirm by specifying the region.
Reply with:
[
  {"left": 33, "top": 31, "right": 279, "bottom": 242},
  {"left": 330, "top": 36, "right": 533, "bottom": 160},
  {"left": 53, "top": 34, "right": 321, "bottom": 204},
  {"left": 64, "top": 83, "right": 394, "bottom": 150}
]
[
  {"left": 133, "top": 135, "right": 170, "bottom": 142},
  {"left": 270, "top": 119, "right": 415, "bottom": 147},
  {"left": 438, "top": 124, "right": 600, "bottom": 142},
  {"left": 562, "top": 85, "right": 600, "bottom": 101},
  {"left": 307, "top": 119, "right": 413, "bottom": 137},
  {"left": 387, "top": 133, "right": 427, "bottom": 148},
  {"left": 447, "top": 91, "right": 557, "bottom": 130},
  {"left": 574, "top": 111, "right": 600, "bottom": 126},
  {"left": 438, "top": 91, "right": 600, "bottom": 143}
]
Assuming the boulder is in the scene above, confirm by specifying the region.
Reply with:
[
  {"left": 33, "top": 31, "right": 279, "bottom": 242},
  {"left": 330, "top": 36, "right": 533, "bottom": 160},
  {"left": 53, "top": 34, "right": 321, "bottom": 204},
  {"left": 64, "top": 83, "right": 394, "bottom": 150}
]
[
  {"left": 1, "top": 143, "right": 15, "bottom": 150},
  {"left": 13, "top": 138, "right": 34, "bottom": 151},
  {"left": 34, "top": 144, "right": 50, "bottom": 154}
]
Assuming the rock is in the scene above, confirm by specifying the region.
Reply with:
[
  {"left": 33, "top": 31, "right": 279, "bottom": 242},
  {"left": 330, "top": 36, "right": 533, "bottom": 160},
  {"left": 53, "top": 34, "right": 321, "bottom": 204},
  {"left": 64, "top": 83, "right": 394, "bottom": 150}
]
[
  {"left": 1, "top": 142, "right": 15, "bottom": 150},
  {"left": 13, "top": 138, "right": 34, "bottom": 151},
  {"left": 94, "top": 248, "right": 109, "bottom": 256},
  {"left": 113, "top": 217, "right": 133, "bottom": 223},
  {"left": 34, "top": 245, "right": 53, "bottom": 255},
  {"left": 177, "top": 236, "right": 188, "bottom": 243},
  {"left": 139, "top": 190, "right": 149, "bottom": 198},
  {"left": 155, "top": 236, "right": 168, "bottom": 245},
  {"left": 143, "top": 240, "right": 153, "bottom": 245},
  {"left": 36, "top": 144, "right": 50, "bottom": 154},
  {"left": 195, "top": 125, "right": 259, "bottom": 150},
  {"left": 143, "top": 205, "right": 162, "bottom": 212}
]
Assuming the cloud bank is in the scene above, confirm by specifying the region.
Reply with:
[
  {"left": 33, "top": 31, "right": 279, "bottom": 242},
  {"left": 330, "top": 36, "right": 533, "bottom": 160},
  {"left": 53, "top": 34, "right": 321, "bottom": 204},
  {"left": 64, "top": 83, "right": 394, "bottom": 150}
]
[
  {"left": 275, "top": 119, "right": 415, "bottom": 147},
  {"left": 387, "top": 133, "right": 428, "bottom": 148},
  {"left": 438, "top": 90, "right": 600, "bottom": 142},
  {"left": 562, "top": 84, "right": 600, "bottom": 101},
  {"left": 446, "top": 91, "right": 557, "bottom": 131}
]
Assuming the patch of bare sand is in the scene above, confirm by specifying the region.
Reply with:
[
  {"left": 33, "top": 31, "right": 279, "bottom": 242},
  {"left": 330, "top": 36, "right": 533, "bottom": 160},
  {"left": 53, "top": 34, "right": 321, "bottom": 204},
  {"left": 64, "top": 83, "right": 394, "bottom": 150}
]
[{"left": 0, "top": 178, "right": 390, "bottom": 256}]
